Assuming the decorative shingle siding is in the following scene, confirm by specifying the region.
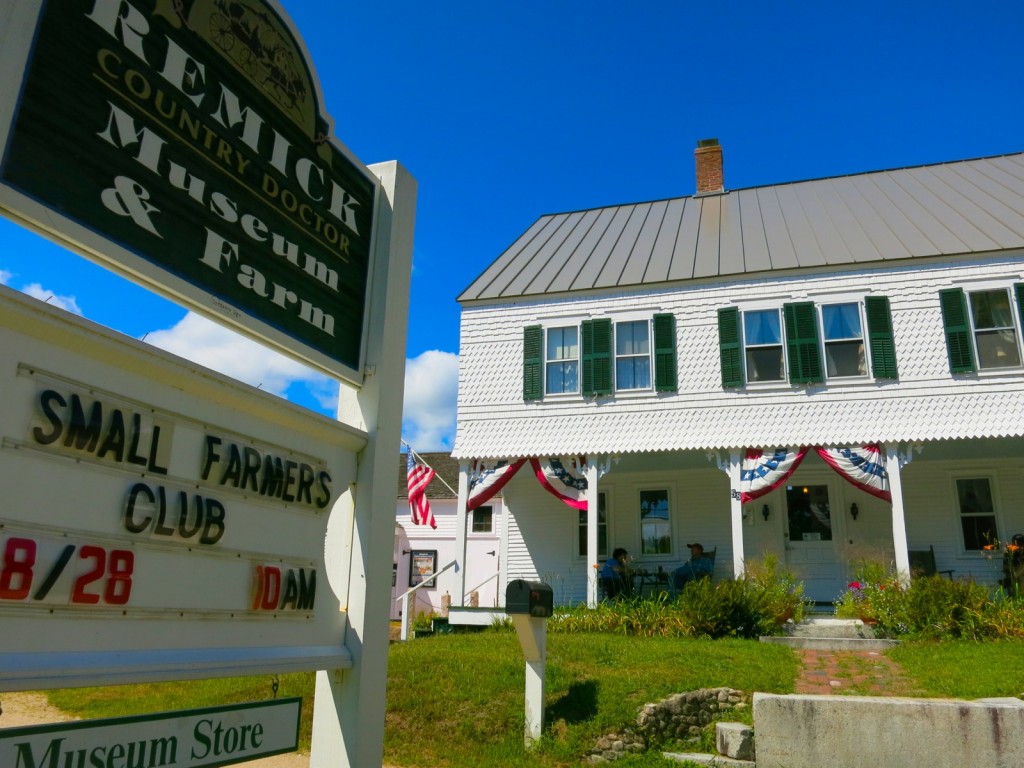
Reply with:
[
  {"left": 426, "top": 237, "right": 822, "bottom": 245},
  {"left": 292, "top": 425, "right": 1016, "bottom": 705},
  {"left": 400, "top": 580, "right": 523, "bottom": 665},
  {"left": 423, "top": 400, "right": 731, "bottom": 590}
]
[{"left": 455, "top": 256, "right": 1024, "bottom": 459}]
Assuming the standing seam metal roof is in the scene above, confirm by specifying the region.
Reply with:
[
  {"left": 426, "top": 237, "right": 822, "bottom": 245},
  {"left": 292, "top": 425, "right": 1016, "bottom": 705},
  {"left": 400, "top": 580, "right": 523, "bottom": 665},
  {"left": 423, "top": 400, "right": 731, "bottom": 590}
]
[{"left": 457, "top": 153, "right": 1024, "bottom": 303}]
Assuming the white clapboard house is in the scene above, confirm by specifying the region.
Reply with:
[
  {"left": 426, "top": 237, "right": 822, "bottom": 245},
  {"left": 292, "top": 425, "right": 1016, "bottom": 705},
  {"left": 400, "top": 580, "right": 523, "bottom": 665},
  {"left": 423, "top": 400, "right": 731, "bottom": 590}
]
[
  {"left": 393, "top": 452, "right": 504, "bottom": 620},
  {"left": 450, "top": 142, "right": 1024, "bottom": 607}
]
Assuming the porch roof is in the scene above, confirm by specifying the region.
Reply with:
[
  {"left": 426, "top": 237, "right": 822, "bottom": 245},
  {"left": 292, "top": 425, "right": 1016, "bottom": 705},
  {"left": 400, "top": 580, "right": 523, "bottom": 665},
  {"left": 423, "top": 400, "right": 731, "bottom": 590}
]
[
  {"left": 453, "top": 391, "right": 1024, "bottom": 462},
  {"left": 458, "top": 153, "right": 1024, "bottom": 304}
]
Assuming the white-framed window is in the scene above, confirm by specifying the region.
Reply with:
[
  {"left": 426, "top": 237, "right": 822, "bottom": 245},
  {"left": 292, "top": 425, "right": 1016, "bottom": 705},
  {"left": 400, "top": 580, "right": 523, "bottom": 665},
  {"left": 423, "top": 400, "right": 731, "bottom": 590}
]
[
  {"left": 820, "top": 302, "right": 867, "bottom": 378},
  {"left": 578, "top": 491, "right": 608, "bottom": 558},
  {"left": 545, "top": 326, "right": 579, "bottom": 394},
  {"left": 955, "top": 477, "right": 999, "bottom": 551},
  {"left": 472, "top": 505, "right": 494, "bottom": 533},
  {"left": 968, "top": 288, "right": 1022, "bottom": 370},
  {"left": 742, "top": 308, "right": 785, "bottom": 382},
  {"left": 524, "top": 315, "right": 677, "bottom": 401},
  {"left": 615, "top": 320, "right": 651, "bottom": 390},
  {"left": 639, "top": 488, "right": 671, "bottom": 555}
]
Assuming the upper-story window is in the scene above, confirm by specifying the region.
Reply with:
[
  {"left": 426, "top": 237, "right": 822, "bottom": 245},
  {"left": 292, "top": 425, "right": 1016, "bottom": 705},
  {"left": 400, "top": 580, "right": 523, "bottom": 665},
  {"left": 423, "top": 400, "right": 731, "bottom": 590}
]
[
  {"left": 743, "top": 309, "right": 785, "bottom": 382},
  {"left": 718, "top": 296, "right": 897, "bottom": 388},
  {"left": 940, "top": 285, "right": 1024, "bottom": 373},
  {"left": 615, "top": 320, "right": 651, "bottom": 390},
  {"left": 545, "top": 326, "right": 579, "bottom": 394},
  {"left": 523, "top": 315, "right": 677, "bottom": 401},
  {"left": 821, "top": 302, "right": 866, "bottom": 378}
]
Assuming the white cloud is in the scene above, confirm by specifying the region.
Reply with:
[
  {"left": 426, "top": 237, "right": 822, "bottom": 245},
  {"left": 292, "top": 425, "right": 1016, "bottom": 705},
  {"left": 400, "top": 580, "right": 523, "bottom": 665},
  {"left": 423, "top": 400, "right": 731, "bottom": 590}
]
[
  {"left": 402, "top": 349, "right": 458, "bottom": 452},
  {"left": 0, "top": 270, "right": 13, "bottom": 285},
  {"left": 16, "top": 282, "right": 83, "bottom": 315},
  {"left": 142, "top": 312, "right": 337, "bottom": 404}
]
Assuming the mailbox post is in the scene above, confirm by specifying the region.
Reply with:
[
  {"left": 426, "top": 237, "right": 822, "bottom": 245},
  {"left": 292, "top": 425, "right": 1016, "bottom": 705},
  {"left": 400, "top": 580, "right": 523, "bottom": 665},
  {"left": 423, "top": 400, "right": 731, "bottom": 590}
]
[{"left": 505, "top": 579, "right": 554, "bottom": 746}]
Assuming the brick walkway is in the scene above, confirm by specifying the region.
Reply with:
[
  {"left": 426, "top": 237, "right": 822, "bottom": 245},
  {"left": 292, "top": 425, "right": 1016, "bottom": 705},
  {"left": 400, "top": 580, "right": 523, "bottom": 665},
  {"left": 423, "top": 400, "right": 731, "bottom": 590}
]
[{"left": 794, "top": 648, "right": 918, "bottom": 696}]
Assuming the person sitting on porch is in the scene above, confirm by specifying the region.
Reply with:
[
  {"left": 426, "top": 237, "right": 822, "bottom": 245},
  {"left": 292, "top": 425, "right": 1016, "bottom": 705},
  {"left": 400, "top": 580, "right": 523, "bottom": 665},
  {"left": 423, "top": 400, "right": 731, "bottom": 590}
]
[
  {"left": 673, "top": 543, "right": 714, "bottom": 590},
  {"left": 600, "top": 548, "right": 630, "bottom": 599}
]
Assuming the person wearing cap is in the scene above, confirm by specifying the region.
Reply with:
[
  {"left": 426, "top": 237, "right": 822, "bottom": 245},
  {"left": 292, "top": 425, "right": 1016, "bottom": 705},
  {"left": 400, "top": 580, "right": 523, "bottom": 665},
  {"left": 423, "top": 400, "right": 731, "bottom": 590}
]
[{"left": 673, "top": 542, "right": 714, "bottom": 591}]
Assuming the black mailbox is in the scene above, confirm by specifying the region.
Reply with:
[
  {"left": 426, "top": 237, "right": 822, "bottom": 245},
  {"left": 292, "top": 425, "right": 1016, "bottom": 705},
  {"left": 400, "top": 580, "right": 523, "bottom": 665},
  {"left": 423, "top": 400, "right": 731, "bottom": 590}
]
[{"left": 505, "top": 579, "right": 553, "bottom": 618}]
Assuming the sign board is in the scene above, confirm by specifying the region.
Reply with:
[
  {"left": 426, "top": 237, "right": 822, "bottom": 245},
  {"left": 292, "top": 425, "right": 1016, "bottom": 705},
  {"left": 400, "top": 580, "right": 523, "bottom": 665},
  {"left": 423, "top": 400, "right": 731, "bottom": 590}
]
[
  {"left": 0, "top": 285, "right": 365, "bottom": 690},
  {"left": 0, "top": 0, "right": 379, "bottom": 384},
  {"left": 0, "top": 698, "right": 301, "bottom": 768}
]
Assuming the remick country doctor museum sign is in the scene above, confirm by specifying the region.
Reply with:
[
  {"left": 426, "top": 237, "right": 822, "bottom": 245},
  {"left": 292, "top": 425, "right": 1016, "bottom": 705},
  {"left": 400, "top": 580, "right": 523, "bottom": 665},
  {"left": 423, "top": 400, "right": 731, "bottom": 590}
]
[{"left": 0, "top": 0, "right": 378, "bottom": 381}]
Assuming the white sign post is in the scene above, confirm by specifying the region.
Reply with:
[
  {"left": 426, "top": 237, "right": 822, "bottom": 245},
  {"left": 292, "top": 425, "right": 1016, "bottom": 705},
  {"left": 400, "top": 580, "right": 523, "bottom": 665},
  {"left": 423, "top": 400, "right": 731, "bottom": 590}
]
[{"left": 0, "top": 1, "right": 416, "bottom": 766}]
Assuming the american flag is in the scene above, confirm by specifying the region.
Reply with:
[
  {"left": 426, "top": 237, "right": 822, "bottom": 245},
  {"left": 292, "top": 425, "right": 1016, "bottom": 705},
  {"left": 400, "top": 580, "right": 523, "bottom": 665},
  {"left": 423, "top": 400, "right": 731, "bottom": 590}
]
[{"left": 406, "top": 452, "right": 437, "bottom": 528}]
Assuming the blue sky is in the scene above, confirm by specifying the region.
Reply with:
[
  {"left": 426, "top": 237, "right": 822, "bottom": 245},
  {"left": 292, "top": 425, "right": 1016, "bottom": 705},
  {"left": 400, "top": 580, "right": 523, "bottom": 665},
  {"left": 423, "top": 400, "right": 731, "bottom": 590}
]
[{"left": 1, "top": 1, "right": 1021, "bottom": 451}]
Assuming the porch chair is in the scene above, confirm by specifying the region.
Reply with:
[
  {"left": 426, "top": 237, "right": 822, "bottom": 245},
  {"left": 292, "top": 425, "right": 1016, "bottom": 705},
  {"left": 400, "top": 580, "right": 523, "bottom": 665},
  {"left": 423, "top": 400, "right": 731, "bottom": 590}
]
[{"left": 908, "top": 545, "right": 954, "bottom": 580}]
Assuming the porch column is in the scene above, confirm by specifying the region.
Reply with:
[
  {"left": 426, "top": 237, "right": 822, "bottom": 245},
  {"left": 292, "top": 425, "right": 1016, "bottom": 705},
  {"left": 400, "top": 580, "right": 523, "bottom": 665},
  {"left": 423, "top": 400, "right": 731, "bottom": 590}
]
[
  {"left": 585, "top": 460, "right": 601, "bottom": 608},
  {"left": 454, "top": 462, "right": 470, "bottom": 605},
  {"left": 728, "top": 450, "right": 745, "bottom": 578},
  {"left": 885, "top": 443, "right": 912, "bottom": 581}
]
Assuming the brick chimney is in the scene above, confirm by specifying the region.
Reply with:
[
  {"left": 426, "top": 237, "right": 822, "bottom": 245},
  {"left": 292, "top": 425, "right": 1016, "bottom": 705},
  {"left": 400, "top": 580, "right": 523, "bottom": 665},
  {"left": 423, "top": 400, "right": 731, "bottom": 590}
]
[{"left": 695, "top": 138, "right": 724, "bottom": 195}]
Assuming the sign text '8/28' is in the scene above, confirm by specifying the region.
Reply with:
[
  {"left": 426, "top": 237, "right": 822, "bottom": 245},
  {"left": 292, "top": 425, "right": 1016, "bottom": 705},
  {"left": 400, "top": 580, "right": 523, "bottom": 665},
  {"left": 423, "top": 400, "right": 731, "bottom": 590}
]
[{"left": 0, "top": 536, "right": 133, "bottom": 605}]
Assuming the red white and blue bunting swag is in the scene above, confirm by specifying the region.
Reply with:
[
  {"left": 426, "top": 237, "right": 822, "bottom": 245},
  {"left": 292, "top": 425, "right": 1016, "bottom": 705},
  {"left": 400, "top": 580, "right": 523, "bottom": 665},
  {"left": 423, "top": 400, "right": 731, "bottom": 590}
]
[
  {"left": 530, "top": 456, "right": 589, "bottom": 510},
  {"left": 466, "top": 457, "right": 589, "bottom": 511},
  {"left": 467, "top": 458, "right": 527, "bottom": 511},
  {"left": 740, "top": 445, "right": 891, "bottom": 503}
]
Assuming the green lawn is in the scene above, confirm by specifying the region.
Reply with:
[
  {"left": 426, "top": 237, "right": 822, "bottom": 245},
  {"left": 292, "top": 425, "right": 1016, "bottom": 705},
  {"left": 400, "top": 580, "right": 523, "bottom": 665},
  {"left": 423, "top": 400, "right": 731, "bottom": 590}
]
[{"left": 41, "top": 633, "right": 1024, "bottom": 767}]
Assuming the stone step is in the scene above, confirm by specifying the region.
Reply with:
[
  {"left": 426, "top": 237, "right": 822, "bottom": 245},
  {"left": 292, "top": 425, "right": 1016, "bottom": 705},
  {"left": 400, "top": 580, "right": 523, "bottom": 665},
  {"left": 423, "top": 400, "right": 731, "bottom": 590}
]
[
  {"left": 761, "top": 635, "right": 899, "bottom": 651},
  {"left": 788, "top": 617, "right": 873, "bottom": 639},
  {"left": 662, "top": 751, "right": 755, "bottom": 767}
]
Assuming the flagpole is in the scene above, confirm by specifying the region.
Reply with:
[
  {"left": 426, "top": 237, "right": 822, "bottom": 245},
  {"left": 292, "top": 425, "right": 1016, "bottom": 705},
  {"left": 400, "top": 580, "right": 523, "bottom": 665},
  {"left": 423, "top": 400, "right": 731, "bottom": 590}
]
[{"left": 402, "top": 439, "right": 459, "bottom": 497}]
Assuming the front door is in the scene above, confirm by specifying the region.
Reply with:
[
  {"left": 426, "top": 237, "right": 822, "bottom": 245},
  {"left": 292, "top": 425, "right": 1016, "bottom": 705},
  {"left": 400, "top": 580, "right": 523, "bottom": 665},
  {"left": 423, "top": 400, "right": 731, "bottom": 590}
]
[{"left": 784, "top": 480, "right": 846, "bottom": 602}]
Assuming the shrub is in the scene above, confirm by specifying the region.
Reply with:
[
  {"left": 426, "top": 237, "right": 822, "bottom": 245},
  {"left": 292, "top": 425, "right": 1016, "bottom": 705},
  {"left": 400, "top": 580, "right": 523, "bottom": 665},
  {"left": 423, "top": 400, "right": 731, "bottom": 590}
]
[
  {"left": 834, "top": 561, "right": 1024, "bottom": 640},
  {"left": 547, "top": 557, "right": 808, "bottom": 639}
]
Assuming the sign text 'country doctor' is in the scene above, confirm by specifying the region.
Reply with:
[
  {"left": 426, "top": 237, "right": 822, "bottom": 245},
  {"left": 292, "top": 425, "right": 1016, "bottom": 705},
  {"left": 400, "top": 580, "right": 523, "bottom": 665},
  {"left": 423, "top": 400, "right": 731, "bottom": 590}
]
[{"left": 0, "top": 0, "right": 377, "bottom": 380}]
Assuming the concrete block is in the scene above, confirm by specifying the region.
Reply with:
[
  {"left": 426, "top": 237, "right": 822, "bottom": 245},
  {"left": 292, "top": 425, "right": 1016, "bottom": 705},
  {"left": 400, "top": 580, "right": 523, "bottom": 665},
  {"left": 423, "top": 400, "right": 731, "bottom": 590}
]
[
  {"left": 753, "top": 693, "right": 1024, "bottom": 768},
  {"left": 715, "top": 721, "right": 754, "bottom": 760}
]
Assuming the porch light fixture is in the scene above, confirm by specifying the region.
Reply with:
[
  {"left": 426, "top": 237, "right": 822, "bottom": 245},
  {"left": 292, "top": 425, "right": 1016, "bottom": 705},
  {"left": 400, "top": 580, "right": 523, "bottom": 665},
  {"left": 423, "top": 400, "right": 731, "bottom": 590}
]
[
  {"left": 762, "top": 504, "right": 770, "bottom": 521},
  {"left": 850, "top": 503, "right": 859, "bottom": 521}
]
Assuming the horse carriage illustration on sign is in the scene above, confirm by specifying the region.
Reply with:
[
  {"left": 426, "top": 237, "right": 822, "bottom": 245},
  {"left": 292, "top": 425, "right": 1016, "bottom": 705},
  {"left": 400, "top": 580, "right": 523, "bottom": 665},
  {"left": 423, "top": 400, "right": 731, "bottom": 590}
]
[{"left": 209, "top": 0, "right": 308, "bottom": 113}]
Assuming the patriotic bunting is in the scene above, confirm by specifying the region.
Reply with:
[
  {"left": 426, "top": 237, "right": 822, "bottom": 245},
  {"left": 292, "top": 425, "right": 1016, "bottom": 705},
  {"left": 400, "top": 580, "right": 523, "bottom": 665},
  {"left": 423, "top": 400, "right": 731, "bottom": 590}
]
[
  {"left": 530, "top": 456, "right": 589, "bottom": 510},
  {"left": 740, "top": 447, "right": 809, "bottom": 503},
  {"left": 740, "top": 445, "right": 892, "bottom": 504},
  {"left": 467, "top": 458, "right": 527, "bottom": 511},
  {"left": 815, "top": 445, "right": 891, "bottom": 501}
]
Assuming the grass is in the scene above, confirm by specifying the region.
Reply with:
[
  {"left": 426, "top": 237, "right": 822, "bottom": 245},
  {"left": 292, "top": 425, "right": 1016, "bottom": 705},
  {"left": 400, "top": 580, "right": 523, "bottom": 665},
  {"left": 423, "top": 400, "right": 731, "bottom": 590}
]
[
  {"left": 45, "top": 633, "right": 795, "bottom": 767},
  {"left": 890, "top": 640, "right": 1024, "bottom": 699},
  {"left": 39, "top": 632, "right": 1024, "bottom": 767}
]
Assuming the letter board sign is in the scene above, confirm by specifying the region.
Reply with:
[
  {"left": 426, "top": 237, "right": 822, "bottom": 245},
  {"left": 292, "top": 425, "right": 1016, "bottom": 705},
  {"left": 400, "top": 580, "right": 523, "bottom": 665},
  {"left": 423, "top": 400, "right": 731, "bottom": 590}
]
[
  {"left": 0, "top": 0, "right": 378, "bottom": 385},
  {"left": 0, "top": 285, "right": 365, "bottom": 690}
]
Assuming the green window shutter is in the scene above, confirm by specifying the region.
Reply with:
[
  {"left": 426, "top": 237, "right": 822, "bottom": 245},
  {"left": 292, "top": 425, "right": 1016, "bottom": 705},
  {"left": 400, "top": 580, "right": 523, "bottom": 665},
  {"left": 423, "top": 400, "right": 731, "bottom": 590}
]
[
  {"left": 581, "top": 319, "right": 612, "bottom": 395},
  {"left": 523, "top": 325, "right": 543, "bottom": 400},
  {"left": 939, "top": 288, "right": 975, "bottom": 373},
  {"left": 865, "top": 295, "right": 898, "bottom": 380},
  {"left": 784, "top": 302, "right": 824, "bottom": 385},
  {"left": 717, "top": 307, "right": 744, "bottom": 388},
  {"left": 653, "top": 313, "right": 678, "bottom": 392}
]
